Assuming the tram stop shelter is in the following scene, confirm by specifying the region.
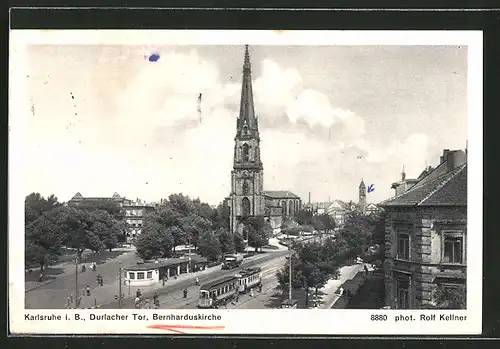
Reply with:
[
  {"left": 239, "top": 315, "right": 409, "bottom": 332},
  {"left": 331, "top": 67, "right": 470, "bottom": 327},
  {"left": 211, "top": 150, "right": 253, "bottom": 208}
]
[{"left": 123, "top": 255, "right": 208, "bottom": 287}]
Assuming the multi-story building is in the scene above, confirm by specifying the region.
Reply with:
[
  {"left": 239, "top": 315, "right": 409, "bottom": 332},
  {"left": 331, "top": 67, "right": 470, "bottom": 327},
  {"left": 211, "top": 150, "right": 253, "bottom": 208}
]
[
  {"left": 380, "top": 149, "right": 467, "bottom": 309},
  {"left": 68, "top": 192, "right": 155, "bottom": 238},
  {"left": 124, "top": 199, "right": 156, "bottom": 238}
]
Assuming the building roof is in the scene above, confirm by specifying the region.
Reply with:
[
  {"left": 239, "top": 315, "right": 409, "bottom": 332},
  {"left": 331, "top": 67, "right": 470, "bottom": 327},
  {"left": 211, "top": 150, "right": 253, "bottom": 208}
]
[
  {"left": 263, "top": 190, "right": 301, "bottom": 199},
  {"left": 380, "top": 164, "right": 467, "bottom": 207},
  {"left": 200, "top": 275, "right": 238, "bottom": 291},
  {"left": 124, "top": 255, "right": 207, "bottom": 271}
]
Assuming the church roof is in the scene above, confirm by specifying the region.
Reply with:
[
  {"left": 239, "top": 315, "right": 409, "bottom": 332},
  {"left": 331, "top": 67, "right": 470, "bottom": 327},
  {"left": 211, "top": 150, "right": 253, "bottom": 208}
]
[
  {"left": 263, "top": 190, "right": 300, "bottom": 199},
  {"left": 236, "top": 45, "right": 259, "bottom": 137}
]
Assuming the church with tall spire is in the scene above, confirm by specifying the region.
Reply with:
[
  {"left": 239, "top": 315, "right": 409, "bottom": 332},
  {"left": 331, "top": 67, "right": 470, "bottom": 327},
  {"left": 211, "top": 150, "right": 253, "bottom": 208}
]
[{"left": 227, "top": 45, "right": 301, "bottom": 234}]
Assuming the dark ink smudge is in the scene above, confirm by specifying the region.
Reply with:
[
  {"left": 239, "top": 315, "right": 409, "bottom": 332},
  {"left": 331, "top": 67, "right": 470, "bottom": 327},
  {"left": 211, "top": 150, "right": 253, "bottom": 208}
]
[{"left": 148, "top": 53, "right": 160, "bottom": 62}]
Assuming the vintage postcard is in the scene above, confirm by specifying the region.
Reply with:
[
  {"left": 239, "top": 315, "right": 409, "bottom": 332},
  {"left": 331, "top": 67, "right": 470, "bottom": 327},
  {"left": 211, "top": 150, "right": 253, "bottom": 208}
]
[{"left": 9, "top": 30, "right": 482, "bottom": 335}]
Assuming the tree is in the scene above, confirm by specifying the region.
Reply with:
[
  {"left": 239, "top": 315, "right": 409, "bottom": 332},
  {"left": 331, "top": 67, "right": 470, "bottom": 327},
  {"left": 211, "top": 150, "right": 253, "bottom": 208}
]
[
  {"left": 53, "top": 206, "right": 102, "bottom": 257},
  {"left": 276, "top": 239, "right": 344, "bottom": 308},
  {"left": 25, "top": 213, "right": 65, "bottom": 272},
  {"left": 197, "top": 230, "right": 222, "bottom": 262},
  {"left": 312, "top": 213, "right": 336, "bottom": 233},
  {"left": 90, "top": 210, "right": 125, "bottom": 252},
  {"left": 73, "top": 199, "right": 124, "bottom": 221},
  {"left": 293, "top": 209, "right": 314, "bottom": 226},
  {"left": 134, "top": 221, "right": 174, "bottom": 260},
  {"left": 245, "top": 217, "right": 272, "bottom": 251},
  {"left": 211, "top": 202, "right": 230, "bottom": 230},
  {"left": 25, "top": 193, "right": 61, "bottom": 225},
  {"left": 234, "top": 233, "right": 246, "bottom": 253},
  {"left": 425, "top": 285, "right": 466, "bottom": 309},
  {"left": 217, "top": 228, "right": 235, "bottom": 254}
]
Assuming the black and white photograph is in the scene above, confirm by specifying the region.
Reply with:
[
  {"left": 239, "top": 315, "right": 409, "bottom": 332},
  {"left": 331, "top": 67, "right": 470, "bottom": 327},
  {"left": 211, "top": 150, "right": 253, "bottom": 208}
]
[{"left": 9, "top": 30, "right": 482, "bottom": 335}]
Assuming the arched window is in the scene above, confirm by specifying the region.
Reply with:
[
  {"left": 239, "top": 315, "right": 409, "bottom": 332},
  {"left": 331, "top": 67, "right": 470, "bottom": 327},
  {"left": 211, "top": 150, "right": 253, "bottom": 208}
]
[
  {"left": 281, "top": 200, "right": 287, "bottom": 216},
  {"left": 242, "top": 180, "right": 250, "bottom": 195},
  {"left": 242, "top": 144, "right": 250, "bottom": 162},
  {"left": 242, "top": 197, "right": 251, "bottom": 217},
  {"left": 288, "top": 200, "right": 294, "bottom": 216},
  {"left": 295, "top": 200, "right": 299, "bottom": 213}
]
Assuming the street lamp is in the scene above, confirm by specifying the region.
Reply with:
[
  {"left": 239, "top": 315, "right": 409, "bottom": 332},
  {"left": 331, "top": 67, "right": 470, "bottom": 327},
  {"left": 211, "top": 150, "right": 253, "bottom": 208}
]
[
  {"left": 287, "top": 227, "right": 292, "bottom": 300},
  {"left": 74, "top": 257, "right": 79, "bottom": 309},
  {"left": 118, "top": 262, "right": 123, "bottom": 309}
]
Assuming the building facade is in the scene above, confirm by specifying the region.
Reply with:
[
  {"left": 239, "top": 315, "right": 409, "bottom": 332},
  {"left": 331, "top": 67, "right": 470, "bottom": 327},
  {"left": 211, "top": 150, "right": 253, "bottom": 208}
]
[
  {"left": 124, "top": 199, "right": 156, "bottom": 237},
  {"left": 380, "top": 149, "right": 467, "bottom": 309},
  {"left": 68, "top": 192, "right": 155, "bottom": 238},
  {"left": 263, "top": 191, "right": 302, "bottom": 229},
  {"left": 227, "top": 46, "right": 300, "bottom": 234}
]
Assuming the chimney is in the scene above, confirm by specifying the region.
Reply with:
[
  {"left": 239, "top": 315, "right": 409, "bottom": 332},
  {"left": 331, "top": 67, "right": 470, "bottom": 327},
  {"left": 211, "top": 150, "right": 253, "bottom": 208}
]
[
  {"left": 446, "top": 150, "right": 467, "bottom": 172},
  {"left": 308, "top": 192, "right": 311, "bottom": 205},
  {"left": 441, "top": 149, "right": 450, "bottom": 164}
]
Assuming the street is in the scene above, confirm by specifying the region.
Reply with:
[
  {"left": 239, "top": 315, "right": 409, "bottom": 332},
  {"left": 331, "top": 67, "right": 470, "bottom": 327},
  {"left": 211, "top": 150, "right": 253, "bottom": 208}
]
[{"left": 99, "top": 250, "right": 288, "bottom": 309}]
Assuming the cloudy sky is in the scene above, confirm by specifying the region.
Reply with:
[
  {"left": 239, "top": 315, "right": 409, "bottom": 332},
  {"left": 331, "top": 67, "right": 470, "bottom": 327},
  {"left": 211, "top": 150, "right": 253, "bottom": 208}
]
[{"left": 20, "top": 44, "right": 467, "bottom": 205}]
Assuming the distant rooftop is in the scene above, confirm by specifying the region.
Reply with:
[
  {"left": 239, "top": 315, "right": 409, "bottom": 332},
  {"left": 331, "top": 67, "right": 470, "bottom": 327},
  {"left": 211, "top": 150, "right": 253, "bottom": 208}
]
[{"left": 263, "top": 190, "right": 301, "bottom": 199}]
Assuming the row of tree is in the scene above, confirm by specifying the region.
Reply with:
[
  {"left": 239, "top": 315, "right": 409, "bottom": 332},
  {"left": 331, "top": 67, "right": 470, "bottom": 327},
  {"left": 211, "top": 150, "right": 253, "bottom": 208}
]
[
  {"left": 276, "top": 209, "right": 386, "bottom": 307},
  {"left": 25, "top": 193, "right": 127, "bottom": 272},
  {"left": 134, "top": 194, "right": 273, "bottom": 262}
]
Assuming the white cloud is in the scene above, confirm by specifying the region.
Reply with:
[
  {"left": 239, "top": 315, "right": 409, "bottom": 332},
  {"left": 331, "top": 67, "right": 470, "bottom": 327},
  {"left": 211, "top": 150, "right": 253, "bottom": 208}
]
[{"left": 22, "top": 47, "right": 442, "bottom": 205}]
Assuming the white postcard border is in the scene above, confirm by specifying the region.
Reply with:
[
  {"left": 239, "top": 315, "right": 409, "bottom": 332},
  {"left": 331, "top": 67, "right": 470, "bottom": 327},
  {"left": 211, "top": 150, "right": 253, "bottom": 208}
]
[{"left": 9, "top": 30, "right": 483, "bottom": 335}]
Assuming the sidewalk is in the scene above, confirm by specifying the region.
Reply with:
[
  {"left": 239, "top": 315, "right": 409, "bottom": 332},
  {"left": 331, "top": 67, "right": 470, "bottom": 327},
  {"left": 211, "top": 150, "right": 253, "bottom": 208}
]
[
  {"left": 318, "top": 263, "right": 373, "bottom": 309},
  {"left": 25, "top": 246, "right": 136, "bottom": 292}
]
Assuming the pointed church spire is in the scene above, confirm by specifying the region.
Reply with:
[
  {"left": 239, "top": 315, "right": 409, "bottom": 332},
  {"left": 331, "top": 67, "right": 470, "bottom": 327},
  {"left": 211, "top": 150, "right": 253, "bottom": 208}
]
[
  {"left": 402, "top": 165, "right": 406, "bottom": 181},
  {"left": 237, "top": 45, "right": 259, "bottom": 138}
]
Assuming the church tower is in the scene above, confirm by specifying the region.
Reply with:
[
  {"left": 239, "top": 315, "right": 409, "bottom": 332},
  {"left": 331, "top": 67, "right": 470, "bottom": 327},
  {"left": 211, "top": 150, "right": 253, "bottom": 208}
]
[
  {"left": 228, "top": 45, "right": 266, "bottom": 234},
  {"left": 359, "top": 179, "right": 367, "bottom": 214}
]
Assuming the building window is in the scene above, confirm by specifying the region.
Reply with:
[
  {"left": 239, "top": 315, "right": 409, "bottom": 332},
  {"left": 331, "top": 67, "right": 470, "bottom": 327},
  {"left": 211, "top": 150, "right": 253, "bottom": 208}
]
[
  {"left": 147, "top": 271, "right": 153, "bottom": 279},
  {"left": 129, "top": 272, "right": 135, "bottom": 279},
  {"left": 242, "top": 179, "right": 250, "bottom": 195},
  {"left": 242, "top": 144, "right": 250, "bottom": 162},
  {"left": 281, "top": 200, "right": 287, "bottom": 216},
  {"left": 396, "top": 276, "right": 411, "bottom": 309},
  {"left": 443, "top": 233, "right": 463, "bottom": 264},
  {"left": 396, "top": 233, "right": 410, "bottom": 260},
  {"left": 137, "top": 272, "right": 145, "bottom": 280},
  {"left": 242, "top": 197, "right": 251, "bottom": 217}
]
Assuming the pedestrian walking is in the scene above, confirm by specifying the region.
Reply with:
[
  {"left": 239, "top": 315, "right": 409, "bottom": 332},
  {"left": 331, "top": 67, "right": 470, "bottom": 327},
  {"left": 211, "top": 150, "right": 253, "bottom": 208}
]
[
  {"left": 92, "top": 262, "right": 96, "bottom": 271},
  {"left": 144, "top": 299, "right": 151, "bottom": 309},
  {"left": 134, "top": 296, "right": 141, "bottom": 309},
  {"left": 136, "top": 289, "right": 142, "bottom": 298},
  {"left": 86, "top": 285, "right": 91, "bottom": 296},
  {"left": 250, "top": 288, "right": 254, "bottom": 297},
  {"left": 97, "top": 274, "right": 102, "bottom": 286},
  {"left": 81, "top": 264, "right": 86, "bottom": 273},
  {"left": 99, "top": 276, "right": 104, "bottom": 286},
  {"left": 38, "top": 273, "right": 43, "bottom": 282},
  {"left": 195, "top": 277, "right": 199, "bottom": 286},
  {"left": 183, "top": 288, "right": 188, "bottom": 298},
  {"left": 259, "top": 283, "right": 262, "bottom": 292}
]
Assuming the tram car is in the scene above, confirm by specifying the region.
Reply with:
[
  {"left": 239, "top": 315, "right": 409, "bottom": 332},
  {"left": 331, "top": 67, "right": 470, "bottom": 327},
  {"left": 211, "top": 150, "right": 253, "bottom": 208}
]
[
  {"left": 235, "top": 267, "right": 262, "bottom": 293},
  {"left": 197, "top": 275, "right": 238, "bottom": 308},
  {"left": 197, "top": 267, "right": 262, "bottom": 308}
]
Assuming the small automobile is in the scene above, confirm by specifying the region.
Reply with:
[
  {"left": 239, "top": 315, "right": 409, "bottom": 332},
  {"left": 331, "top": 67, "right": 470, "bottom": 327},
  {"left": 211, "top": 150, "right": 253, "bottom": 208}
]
[
  {"left": 334, "top": 287, "right": 344, "bottom": 297},
  {"left": 281, "top": 299, "right": 298, "bottom": 309}
]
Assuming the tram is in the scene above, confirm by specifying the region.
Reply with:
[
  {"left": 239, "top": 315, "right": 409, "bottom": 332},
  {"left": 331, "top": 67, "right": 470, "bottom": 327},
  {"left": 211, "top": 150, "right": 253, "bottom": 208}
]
[
  {"left": 197, "top": 267, "right": 262, "bottom": 308},
  {"left": 235, "top": 267, "right": 262, "bottom": 293}
]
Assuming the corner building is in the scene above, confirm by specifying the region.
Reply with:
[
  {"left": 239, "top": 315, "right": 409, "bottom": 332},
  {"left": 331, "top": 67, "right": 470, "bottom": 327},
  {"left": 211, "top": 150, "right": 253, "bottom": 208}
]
[{"left": 380, "top": 149, "right": 467, "bottom": 309}]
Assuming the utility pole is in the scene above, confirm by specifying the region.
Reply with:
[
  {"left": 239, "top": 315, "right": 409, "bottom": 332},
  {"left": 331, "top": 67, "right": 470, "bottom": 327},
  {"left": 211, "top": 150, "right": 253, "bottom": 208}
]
[
  {"left": 288, "top": 230, "right": 292, "bottom": 300},
  {"left": 188, "top": 235, "right": 192, "bottom": 273},
  {"left": 74, "top": 257, "right": 79, "bottom": 308},
  {"left": 118, "top": 262, "right": 123, "bottom": 309}
]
